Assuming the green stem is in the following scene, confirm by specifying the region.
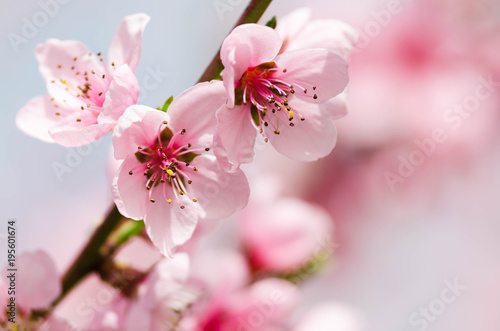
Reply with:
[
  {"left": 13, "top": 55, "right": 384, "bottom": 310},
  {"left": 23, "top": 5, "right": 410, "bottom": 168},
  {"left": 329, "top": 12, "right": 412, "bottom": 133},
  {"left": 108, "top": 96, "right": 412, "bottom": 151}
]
[{"left": 197, "top": 0, "right": 274, "bottom": 83}]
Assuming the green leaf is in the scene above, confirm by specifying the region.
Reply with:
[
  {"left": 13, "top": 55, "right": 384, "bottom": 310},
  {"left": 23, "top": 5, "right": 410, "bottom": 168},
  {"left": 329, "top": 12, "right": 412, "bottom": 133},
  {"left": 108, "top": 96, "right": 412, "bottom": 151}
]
[
  {"left": 161, "top": 96, "right": 174, "bottom": 113},
  {"left": 265, "top": 16, "right": 277, "bottom": 29}
]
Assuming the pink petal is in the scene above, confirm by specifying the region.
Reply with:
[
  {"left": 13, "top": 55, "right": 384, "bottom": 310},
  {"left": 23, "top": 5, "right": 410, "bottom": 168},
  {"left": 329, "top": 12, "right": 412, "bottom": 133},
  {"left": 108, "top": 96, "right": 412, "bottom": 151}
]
[
  {"left": 112, "top": 105, "right": 170, "bottom": 160},
  {"left": 280, "top": 18, "right": 359, "bottom": 60},
  {"left": 49, "top": 122, "right": 113, "bottom": 147},
  {"left": 107, "top": 13, "right": 150, "bottom": 72},
  {"left": 188, "top": 155, "right": 249, "bottom": 220},
  {"left": 228, "top": 278, "right": 298, "bottom": 328},
  {"left": 98, "top": 64, "right": 140, "bottom": 125},
  {"left": 16, "top": 95, "right": 58, "bottom": 143},
  {"left": 112, "top": 156, "right": 149, "bottom": 220},
  {"left": 124, "top": 304, "right": 152, "bottom": 331},
  {"left": 327, "top": 90, "right": 349, "bottom": 120},
  {"left": 17, "top": 250, "right": 61, "bottom": 311},
  {"left": 167, "top": 81, "right": 227, "bottom": 149},
  {"left": 36, "top": 39, "right": 106, "bottom": 99},
  {"left": 275, "top": 49, "right": 349, "bottom": 103},
  {"left": 144, "top": 191, "right": 201, "bottom": 257},
  {"left": 213, "top": 105, "right": 257, "bottom": 172},
  {"left": 221, "top": 24, "right": 282, "bottom": 107},
  {"left": 141, "top": 254, "right": 190, "bottom": 305},
  {"left": 221, "top": 48, "right": 243, "bottom": 108},
  {"left": 276, "top": 8, "right": 312, "bottom": 47},
  {"left": 265, "top": 98, "right": 337, "bottom": 161},
  {"left": 190, "top": 250, "right": 249, "bottom": 295},
  {"left": 39, "top": 317, "right": 75, "bottom": 331}
]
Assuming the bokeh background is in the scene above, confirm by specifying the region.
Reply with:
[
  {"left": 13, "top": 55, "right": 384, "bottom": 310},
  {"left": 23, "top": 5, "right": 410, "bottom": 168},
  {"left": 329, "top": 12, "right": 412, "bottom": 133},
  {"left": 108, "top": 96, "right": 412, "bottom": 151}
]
[{"left": 1, "top": 0, "right": 500, "bottom": 330}]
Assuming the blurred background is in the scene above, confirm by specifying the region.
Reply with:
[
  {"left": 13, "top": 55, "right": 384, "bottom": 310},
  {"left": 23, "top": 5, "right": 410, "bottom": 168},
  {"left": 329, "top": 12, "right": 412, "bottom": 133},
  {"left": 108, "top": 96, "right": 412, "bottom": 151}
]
[{"left": 1, "top": 0, "right": 500, "bottom": 330}]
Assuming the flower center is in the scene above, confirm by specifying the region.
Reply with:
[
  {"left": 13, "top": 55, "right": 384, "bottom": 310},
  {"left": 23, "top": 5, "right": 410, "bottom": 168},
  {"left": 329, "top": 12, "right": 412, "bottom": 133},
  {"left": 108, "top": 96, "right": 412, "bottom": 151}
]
[
  {"left": 235, "top": 62, "right": 318, "bottom": 140},
  {"left": 128, "top": 121, "right": 207, "bottom": 209},
  {"left": 50, "top": 52, "right": 112, "bottom": 124}
]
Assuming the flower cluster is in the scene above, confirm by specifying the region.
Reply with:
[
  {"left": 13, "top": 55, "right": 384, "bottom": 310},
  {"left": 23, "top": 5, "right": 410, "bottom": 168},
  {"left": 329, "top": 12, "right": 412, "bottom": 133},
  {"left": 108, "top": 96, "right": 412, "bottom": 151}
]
[
  {"left": 13, "top": 8, "right": 356, "bottom": 330},
  {"left": 16, "top": 13, "right": 351, "bottom": 257}
]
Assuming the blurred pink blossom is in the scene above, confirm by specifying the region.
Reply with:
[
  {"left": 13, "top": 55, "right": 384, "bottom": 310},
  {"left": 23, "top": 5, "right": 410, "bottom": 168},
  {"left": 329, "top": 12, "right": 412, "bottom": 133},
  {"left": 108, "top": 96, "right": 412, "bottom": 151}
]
[{"left": 16, "top": 13, "right": 149, "bottom": 147}]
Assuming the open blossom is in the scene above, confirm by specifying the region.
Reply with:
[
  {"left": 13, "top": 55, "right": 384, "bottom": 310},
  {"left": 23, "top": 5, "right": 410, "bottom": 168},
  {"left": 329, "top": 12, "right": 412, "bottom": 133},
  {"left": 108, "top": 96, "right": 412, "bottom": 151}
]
[
  {"left": 112, "top": 82, "right": 250, "bottom": 257},
  {"left": 214, "top": 23, "right": 349, "bottom": 172},
  {"left": 16, "top": 13, "right": 149, "bottom": 147},
  {"left": 87, "top": 254, "right": 194, "bottom": 331}
]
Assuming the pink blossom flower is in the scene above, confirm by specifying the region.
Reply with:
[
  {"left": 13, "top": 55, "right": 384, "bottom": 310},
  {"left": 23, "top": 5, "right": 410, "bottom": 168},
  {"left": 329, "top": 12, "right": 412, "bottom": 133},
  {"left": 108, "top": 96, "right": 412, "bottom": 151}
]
[
  {"left": 1, "top": 250, "right": 69, "bottom": 329},
  {"left": 16, "top": 13, "right": 150, "bottom": 147},
  {"left": 87, "top": 253, "right": 194, "bottom": 331},
  {"left": 240, "top": 195, "right": 333, "bottom": 273},
  {"left": 214, "top": 23, "right": 350, "bottom": 172},
  {"left": 112, "top": 82, "right": 250, "bottom": 257}
]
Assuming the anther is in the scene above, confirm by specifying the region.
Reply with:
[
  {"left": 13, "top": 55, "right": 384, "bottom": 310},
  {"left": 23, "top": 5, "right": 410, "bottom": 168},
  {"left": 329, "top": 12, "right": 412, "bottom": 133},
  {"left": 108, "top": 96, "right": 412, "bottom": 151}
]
[
  {"left": 181, "top": 129, "right": 186, "bottom": 135},
  {"left": 289, "top": 123, "right": 295, "bottom": 127},
  {"left": 150, "top": 199, "right": 155, "bottom": 203},
  {"left": 129, "top": 171, "right": 133, "bottom": 175},
  {"left": 188, "top": 180, "right": 192, "bottom": 184},
  {"left": 76, "top": 118, "right": 82, "bottom": 122},
  {"left": 283, "top": 69, "right": 287, "bottom": 73},
  {"left": 205, "top": 148, "right": 210, "bottom": 151},
  {"left": 193, "top": 167, "right": 198, "bottom": 172},
  {"left": 192, "top": 199, "right": 197, "bottom": 202},
  {"left": 274, "top": 130, "right": 280, "bottom": 135},
  {"left": 163, "top": 121, "right": 168, "bottom": 124},
  {"left": 313, "top": 94, "right": 318, "bottom": 99},
  {"left": 180, "top": 206, "right": 185, "bottom": 209}
]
